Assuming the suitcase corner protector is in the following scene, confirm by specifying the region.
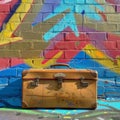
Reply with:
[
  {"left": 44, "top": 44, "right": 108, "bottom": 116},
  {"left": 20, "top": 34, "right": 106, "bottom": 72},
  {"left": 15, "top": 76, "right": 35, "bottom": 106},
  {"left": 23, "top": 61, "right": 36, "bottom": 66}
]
[
  {"left": 22, "top": 70, "right": 28, "bottom": 76},
  {"left": 91, "top": 103, "right": 97, "bottom": 110}
]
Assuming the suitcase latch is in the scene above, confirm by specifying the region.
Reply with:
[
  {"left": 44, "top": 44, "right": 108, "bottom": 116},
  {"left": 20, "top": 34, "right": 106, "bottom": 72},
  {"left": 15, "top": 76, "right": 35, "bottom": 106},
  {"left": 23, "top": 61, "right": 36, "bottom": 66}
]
[
  {"left": 80, "top": 77, "right": 89, "bottom": 87},
  {"left": 54, "top": 73, "right": 66, "bottom": 89},
  {"left": 30, "top": 78, "right": 40, "bottom": 87}
]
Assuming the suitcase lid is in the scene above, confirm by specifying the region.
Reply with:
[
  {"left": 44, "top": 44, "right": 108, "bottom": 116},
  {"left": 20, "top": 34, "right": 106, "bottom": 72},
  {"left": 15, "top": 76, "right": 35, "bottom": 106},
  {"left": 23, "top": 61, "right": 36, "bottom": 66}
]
[{"left": 22, "top": 64, "right": 98, "bottom": 81}]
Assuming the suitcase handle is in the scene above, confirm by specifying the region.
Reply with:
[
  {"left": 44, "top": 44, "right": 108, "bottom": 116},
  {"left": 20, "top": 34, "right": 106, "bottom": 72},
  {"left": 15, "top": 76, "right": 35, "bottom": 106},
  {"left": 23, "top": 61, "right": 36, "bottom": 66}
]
[{"left": 48, "top": 63, "right": 72, "bottom": 69}]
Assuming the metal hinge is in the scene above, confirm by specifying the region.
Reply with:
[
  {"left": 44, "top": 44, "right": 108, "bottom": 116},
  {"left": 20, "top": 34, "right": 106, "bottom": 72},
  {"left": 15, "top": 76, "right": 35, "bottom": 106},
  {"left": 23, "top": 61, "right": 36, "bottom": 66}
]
[{"left": 80, "top": 77, "right": 89, "bottom": 87}]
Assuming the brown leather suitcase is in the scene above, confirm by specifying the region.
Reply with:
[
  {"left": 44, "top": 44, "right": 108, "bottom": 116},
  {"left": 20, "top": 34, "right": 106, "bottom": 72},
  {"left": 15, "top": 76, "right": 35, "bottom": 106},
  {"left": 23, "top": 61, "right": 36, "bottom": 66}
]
[{"left": 22, "top": 64, "right": 98, "bottom": 109}]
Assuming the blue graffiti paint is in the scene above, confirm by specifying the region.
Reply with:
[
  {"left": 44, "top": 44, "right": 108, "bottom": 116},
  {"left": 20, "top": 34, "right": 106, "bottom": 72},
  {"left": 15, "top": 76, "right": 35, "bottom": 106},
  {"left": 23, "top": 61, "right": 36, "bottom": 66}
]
[
  {"left": 0, "top": 64, "right": 30, "bottom": 107},
  {"left": 0, "top": 63, "right": 120, "bottom": 113},
  {"left": 68, "top": 51, "right": 120, "bottom": 99},
  {"left": 43, "top": 12, "right": 79, "bottom": 41},
  {"left": 32, "top": 0, "right": 104, "bottom": 41}
]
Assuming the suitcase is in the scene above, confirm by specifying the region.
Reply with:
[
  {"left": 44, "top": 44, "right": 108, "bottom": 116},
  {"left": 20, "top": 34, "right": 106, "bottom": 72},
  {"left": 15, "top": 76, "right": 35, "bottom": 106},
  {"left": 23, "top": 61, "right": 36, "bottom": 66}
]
[{"left": 22, "top": 64, "right": 98, "bottom": 109}]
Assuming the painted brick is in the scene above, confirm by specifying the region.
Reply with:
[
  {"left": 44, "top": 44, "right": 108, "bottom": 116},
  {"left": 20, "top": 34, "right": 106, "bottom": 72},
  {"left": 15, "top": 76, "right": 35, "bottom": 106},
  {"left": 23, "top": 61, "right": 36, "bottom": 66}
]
[
  {"left": 17, "top": 3, "right": 33, "bottom": 12},
  {"left": 65, "top": 50, "right": 85, "bottom": 59},
  {"left": 44, "top": 0, "right": 60, "bottom": 3},
  {"left": 32, "top": 42, "right": 48, "bottom": 50},
  {"left": 0, "top": 102, "right": 4, "bottom": 107},
  {"left": 98, "top": 86, "right": 105, "bottom": 96},
  {"left": 9, "top": 77, "right": 22, "bottom": 87},
  {"left": 68, "top": 59, "right": 95, "bottom": 69},
  {"left": 116, "top": 77, "right": 120, "bottom": 86},
  {"left": 19, "top": 23, "right": 32, "bottom": 32},
  {"left": 105, "top": 87, "right": 120, "bottom": 92},
  {"left": 75, "top": 41, "right": 90, "bottom": 50},
  {"left": 0, "top": 86, "right": 6, "bottom": 90},
  {"left": 20, "top": 50, "right": 42, "bottom": 58},
  {"left": 107, "top": 33, "right": 120, "bottom": 41},
  {"left": 0, "top": 78, "right": 9, "bottom": 86},
  {"left": 65, "top": 32, "right": 90, "bottom": 41},
  {"left": 85, "top": 50, "right": 106, "bottom": 59},
  {"left": 10, "top": 41, "right": 32, "bottom": 50},
  {"left": 9, "top": 13, "right": 21, "bottom": 22},
  {"left": 83, "top": 23, "right": 96, "bottom": 30},
  {"left": 34, "top": 0, "right": 43, "bottom": 4},
  {"left": 106, "top": 50, "right": 120, "bottom": 58},
  {"left": 86, "top": 0, "right": 102, "bottom": 4},
  {"left": 44, "top": 50, "right": 64, "bottom": 59},
  {"left": 96, "top": 23, "right": 117, "bottom": 32},
  {"left": 95, "top": 0, "right": 106, "bottom": 4},
  {"left": 22, "top": 0, "right": 35, "bottom": 3},
  {"left": 75, "top": 5, "right": 95, "bottom": 13},
  {"left": 10, "top": 0, "right": 21, "bottom": 11},
  {"left": 0, "top": 4, "right": 10, "bottom": 12},
  {"left": 20, "top": 13, "right": 37, "bottom": 23},
  {"left": 105, "top": 92, "right": 120, "bottom": 98},
  {"left": 117, "top": 24, "right": 120, "bottom": 31},
  {"left": 105, "top": 69, "right": 119, "bottom": 78},
  {"left": 21, "top": 32, "right": 42, "bottom": 39},
  {"left": 40, "top": 24, "right": 55, "bottom": 32},
  {"left": 98, "top": 80, "right": 104, "bottom": 87},
  {"left": 103, "top": 41, "right": 117, "bottom": 50},
  {"left": 39, "top": 4, "right": 52, "bottom": 12},
  {"left": 30, "top": 4, "right": 43, "bottom": 13},
  {"left": 0, "top": 50, "right": 20, "bottom": 58},
  {"left": 98, "top": 78, "right": 115, "bottom": 86},
  {"left": 107, "top": 14, "right": 120, "bottom": 22},
  {"left": 10, "top": 58, "right": 24, "bottom": 67},
  {"left": 0, "top": 87, "right": 21, "bottom": 97},
  {"left": 53, "top": 32, "right": 65, "bottom": 41},
  {"left": 116, "top": 5, "right": 120, "bottom": 13},
  {"left": 0, "top": 69, "right": 17, "bottom": 77},
  {"left": 54, "top": 41, "right": 75, "bottom": 50},
  {"left": 64, "top": 0, "right": 85, "bottom": 4},
  {"left": 104, "top": 5, "right": 116, "bottom": 13},
  {"left": 57, "top": 59, "right": 71, "bottom": 63},
  {"left": 0, "top": 13, "right": 8, "bottom": 22},
  {"left": 104, "top": 78, "right": 116, "bottom": 86},
  {"left": 87, "top": 32, "right": 107, "bottom": 41},
  {"left": 3, "top": 97, "right": 21, "bottom": 107},
  {"left": 0, "top": 58, "right": 10, "bottom": 69},
  {"left": 117, "top": 41, "right": 120, "bottom": 49},
  {"left": 106, "top": 0, "right": 119, "bottom": 4}
]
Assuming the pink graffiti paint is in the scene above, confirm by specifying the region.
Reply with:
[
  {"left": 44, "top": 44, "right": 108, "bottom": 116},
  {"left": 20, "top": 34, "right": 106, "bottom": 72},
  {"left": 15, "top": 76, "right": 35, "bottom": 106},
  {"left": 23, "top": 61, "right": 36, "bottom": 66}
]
[{"left": 0, "top": 0, "right": 12, "bottom": 4}]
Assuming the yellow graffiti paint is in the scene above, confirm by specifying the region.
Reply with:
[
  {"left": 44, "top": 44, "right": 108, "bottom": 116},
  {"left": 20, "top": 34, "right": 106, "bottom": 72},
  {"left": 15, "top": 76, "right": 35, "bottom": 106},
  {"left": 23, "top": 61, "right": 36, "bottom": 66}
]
[
  {"left": 84, "top": 44, "right": 120, "bottom": 74},
  {"left": 63, "top": 116, "right": 71, "bottom": 119},
  {"left": 0, "top": 0, "right": 33, "bottom": 45},
  {"left": 95, "top": 51, "right": 105, "bottom": 58},
  {"left": 24, "top": 51, "right": 63, "bottom": 68}
]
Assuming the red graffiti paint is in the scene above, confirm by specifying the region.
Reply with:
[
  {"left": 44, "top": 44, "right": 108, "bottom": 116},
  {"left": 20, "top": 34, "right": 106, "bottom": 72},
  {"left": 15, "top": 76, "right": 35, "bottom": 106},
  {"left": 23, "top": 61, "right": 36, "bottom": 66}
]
[
  {"left": 42, "top": 27, "right": 120, "bottom": 64},
  {"left": 42, "top": 31, "right": 90, "bottom": 64},
  {"left": 0, "top": 0, "right": 20, "bottom": 30}
]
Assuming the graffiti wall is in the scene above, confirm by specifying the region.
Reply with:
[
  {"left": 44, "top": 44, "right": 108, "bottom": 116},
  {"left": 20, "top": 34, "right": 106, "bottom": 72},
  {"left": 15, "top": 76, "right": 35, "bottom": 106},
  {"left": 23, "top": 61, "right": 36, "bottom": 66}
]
[{"left": 0, "top": 0, "right": 120, "bottom": 118}]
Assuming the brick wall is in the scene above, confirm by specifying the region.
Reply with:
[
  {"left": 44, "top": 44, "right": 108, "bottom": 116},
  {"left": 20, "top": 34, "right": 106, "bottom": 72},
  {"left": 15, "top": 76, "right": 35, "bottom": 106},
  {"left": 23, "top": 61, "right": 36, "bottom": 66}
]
[{"left": 0, "top": 0, "right": 120, "bottom": 107}]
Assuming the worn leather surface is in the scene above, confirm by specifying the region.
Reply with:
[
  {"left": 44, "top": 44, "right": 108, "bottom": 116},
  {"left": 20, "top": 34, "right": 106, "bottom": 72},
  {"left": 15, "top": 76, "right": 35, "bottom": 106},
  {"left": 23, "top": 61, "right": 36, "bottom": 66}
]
[{"left": 22, "top": 69, "right": 97, "bottom": 109}]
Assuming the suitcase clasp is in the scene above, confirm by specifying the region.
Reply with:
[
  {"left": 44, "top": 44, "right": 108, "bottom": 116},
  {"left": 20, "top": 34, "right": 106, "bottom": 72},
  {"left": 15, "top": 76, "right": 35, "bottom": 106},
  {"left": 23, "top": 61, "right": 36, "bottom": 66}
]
[
  {"left": 54, "top": 73, "right": 66, "bottom": 89},
  {"left": 30, "top": 78, "right": 40, "bottom": 87},
  {"left": 80, "top": 77, "right": 89, "bottom": 87}
]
